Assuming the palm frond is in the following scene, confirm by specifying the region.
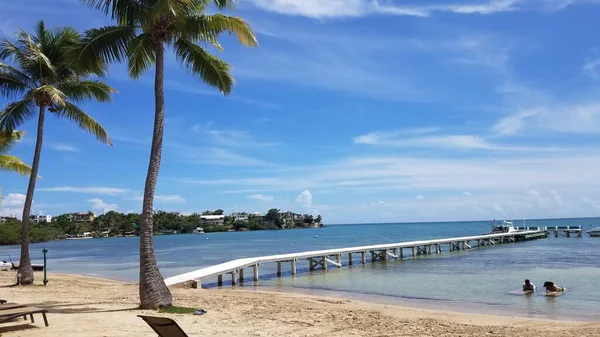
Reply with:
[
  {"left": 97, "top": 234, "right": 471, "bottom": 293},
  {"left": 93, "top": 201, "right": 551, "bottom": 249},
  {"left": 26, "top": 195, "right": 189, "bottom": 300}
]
[
  {"left": 0, "top": 131, "right": 25, "bottom": 155},
  {"left": 179, "top": 14, "right": 258, "bottom": 47},
  {"left": 0, "top": 63, "right": 31, "bottom": 98},
  {"left": 189, "top": 0, "right": 236, "bottom": 10},
  {"left": 60, "top": 80, "right": 116, "bottom": 104},
  {"left": 80, "top": 0, "right": 145, "bottom": 26},
  {"left": 0, "top": 99, "right": 37, "bottom": 133},
  {"left": 127, "top": 33, "right": 156, "bottom": 78},
  {"left": 52, "top": 102, "right": 112, "bottom": 146},
  {"left": 16, "top": 29, "right": 57, "bottom": 80},
  {"left": 0, "top": 154, "right": 32, "bottom": 175},
  {"left": 174, "top": 38, "right": 233, "bottom": 95},
  {"left": 149, "top": 0, "right": 189, "bottom": 24},
  {"left": 27, "top": 85, "right": 67, "bottom": 109},
  {"left": 78, "top": 25, "right": 137, "bottom": 72}
]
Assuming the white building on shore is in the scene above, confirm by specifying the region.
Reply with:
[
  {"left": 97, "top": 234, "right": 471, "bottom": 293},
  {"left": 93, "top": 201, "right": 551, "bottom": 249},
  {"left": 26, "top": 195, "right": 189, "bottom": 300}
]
[
  {"left": 200, "top": 215, "right": 225, "bottom": 226},
  {"left": 29, "top": 214, "right": 52, "bottom": 223}
]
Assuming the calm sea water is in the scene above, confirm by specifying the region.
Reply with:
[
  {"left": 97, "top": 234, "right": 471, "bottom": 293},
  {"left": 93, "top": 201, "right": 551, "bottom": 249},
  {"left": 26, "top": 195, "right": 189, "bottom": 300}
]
[{"left": 1, "top": 218, "right": 599, "bottom": 321}]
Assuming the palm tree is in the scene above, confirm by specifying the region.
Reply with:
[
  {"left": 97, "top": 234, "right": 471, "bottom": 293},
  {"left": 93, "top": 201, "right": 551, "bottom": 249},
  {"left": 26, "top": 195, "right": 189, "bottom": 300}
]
[
  {"left": 0, "top": 21, "right": 114, "bottom": 285},
  {"left": 79, "top": 0, "right": 257, "bottom": 308},
  {"left": 0, "top": 131, "right": 31, "bottom": 175}
]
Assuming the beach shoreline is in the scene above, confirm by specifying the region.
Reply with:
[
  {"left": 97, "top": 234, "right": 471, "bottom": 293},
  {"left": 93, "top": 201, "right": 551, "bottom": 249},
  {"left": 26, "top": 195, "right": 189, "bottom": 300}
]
[{"left": 1, "top": 270, "right": 598, "bottom": 336}]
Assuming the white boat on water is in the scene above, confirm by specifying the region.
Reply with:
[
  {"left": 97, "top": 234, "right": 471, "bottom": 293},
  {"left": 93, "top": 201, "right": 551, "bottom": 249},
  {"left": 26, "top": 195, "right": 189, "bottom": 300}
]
[
  {"left": 487, "top": 220, "right": 520, "bottom": 234},
  {"left": 587, "top": 227, "right": 600, "bottom": 237},
  {"left": 193, "top": 227, "right": 205, "bottom": 234}
]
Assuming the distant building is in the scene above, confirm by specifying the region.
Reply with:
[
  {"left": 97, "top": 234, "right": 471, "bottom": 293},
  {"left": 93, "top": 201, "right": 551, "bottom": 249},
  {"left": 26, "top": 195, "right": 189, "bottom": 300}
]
[
  {"left": 201, "top": 215, "right": 225, "bottom": 226},
  {"left": 29, "top": 214, "right": 52, "bottom": 223},
  {"left": 68, "top": 212, "right": 95, "bottom": 222},
  {"left": 252, "top": 212, "right": 263, "bottom": 216},
  {"left": 0, "top": 216, "right": 16, "bottom": 224},
  {"left": 169, "top": 212, "right": 183, "bottom": 217},
  {"left": 230, "top": 212, "right": 249, "bottom": 222}
]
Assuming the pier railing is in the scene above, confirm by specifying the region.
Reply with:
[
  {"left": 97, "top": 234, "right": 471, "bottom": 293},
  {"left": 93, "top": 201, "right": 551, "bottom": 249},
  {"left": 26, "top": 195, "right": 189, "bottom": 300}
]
[{"left": 165, "top": 230, "right": 547, "bottom": 287}]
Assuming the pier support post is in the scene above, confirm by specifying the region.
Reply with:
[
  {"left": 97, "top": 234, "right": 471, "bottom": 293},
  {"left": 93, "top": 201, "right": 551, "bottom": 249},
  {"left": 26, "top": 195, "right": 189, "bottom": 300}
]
[
  {"left": 218, "top": 274, "right": 223, "bottom": 286},
  {"left": 336, "top": 254, "right": 342, "bottom": 268},
  {"left": 323, "top": 256, "right": 328, "bottom": 270},
  {"left": 412, "top": 246, "right": 416, "bottom": 257},
  {"left": 277, "top": 262, "right": 282, "bottom": 277},
  {"left": 291, "top": 259, "right": 297, "bottom": 275},
  {"left": 383, "top": 249, "right": 388, "bottom": 261},
  {"left": 239, "top": 268, "right": 244, "bottom": 283},
  {"left": 231, "top": 271, "right": 237, "bottom": 286},
  {"left": 370, "top": 251, "right": 375, "bottom": 262},
  {"left": 449, "top": 243, "right": 453, "bottom": 252},
  {"left": 361, "top": 251, "right": 366, "bottom": 264},
  {"left": 399, "top": 248, "right": 404, "bottom": 259},
  {"left": 348, "top": 253, "right": 353, "bottom": 265},
  {"left": 427, "top": 245, "right": 432, "bottom": 255},
  {"left": 566, "top": 231, "right": 570, "bottom": 238},
  {"left": 253, "top": 264, "right": 259, "bottom": 282}
]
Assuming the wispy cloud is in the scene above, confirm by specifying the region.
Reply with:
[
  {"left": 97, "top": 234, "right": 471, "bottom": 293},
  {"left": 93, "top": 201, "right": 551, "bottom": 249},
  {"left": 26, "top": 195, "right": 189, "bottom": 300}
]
[
  {"left": 47, "top": 143, "right": 79, "bottom": 152},
  {"left": 583, "top": 57, "right": 600, "bottom": 79},
  {"left": 190, "top": 123, "right": 279, "bottom": 148},
  {"left": 126, "top": 195, "right": 186, "bottom": 203},
  {"left": 248, "top": 194, "right": 274, "bottom": 202},
  {"left": 177, "top": 147, "right": 274, "bottom": 167},
  {"left": 245, "top": 0, "right": 523, "bottom": 18},
  {"left": 37, "top": 186, "right": 131, "bottom": 195},
  {"left": 353, "top": 128, "right": 561, "bottom": 151}
]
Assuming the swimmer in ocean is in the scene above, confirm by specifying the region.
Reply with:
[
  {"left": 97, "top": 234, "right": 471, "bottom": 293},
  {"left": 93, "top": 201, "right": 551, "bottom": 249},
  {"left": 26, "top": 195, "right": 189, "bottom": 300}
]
[
  {"left": 522, "top": 279, "right": 535, "bottom": 292},
  {"left": 543, "top": 281, "right": 565, "bottom": 293}
]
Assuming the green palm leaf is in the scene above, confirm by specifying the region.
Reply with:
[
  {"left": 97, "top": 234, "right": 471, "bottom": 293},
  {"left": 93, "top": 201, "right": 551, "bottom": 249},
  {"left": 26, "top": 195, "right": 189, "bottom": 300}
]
[
  {"left": 127, "top": 33, "right": 155, "bottom": 78},
  {"left": 0, "top": 131, "right": 25, "bottom": 155},
  {"left": 0, "top": 63, "right": 30, "bottom": 98},
  {"left": 61, "top": 80, "right": 116, "bottom": 103},
  {"left": 0, "top": 99, "right": 36, "bottom": 133},
  {"left": 174, "top": 38, "right": 233, "bottom": 95},
  {"left": 78, "top": 25, "right": 136, "bottom": 70},
  {"left": 178, "top": 14, "right": 258, "bottom": 48},
  {"left": 0, "top": 154, "right": 31, "bottom": 175},
  {"left": 53, "top": 102, "right": 112, "bottom": 146}
]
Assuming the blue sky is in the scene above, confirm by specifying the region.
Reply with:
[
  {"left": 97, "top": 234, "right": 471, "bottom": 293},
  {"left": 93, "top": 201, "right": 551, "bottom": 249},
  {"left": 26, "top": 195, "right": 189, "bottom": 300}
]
[{"left": 2, "top": 0, "right": 600, "bottom": 224}]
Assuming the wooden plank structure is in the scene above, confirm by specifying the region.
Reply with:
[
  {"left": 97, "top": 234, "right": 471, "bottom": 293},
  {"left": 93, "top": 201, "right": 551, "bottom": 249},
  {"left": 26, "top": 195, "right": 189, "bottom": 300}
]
[
  {"left": 515, "top": 226, "right": 582, "bottom": 237},
  {"left": 164, "top": 230, "right": 548, "bottom": 288}
]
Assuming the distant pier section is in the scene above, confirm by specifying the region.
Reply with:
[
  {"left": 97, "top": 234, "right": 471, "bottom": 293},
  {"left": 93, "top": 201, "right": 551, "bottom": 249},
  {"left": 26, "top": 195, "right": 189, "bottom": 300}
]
[
  {"left": 165, "top": 230, "right": 548, "bottom": 288},
  {"left": 515, "top": 225, "right": 582, "bottom": 237}
]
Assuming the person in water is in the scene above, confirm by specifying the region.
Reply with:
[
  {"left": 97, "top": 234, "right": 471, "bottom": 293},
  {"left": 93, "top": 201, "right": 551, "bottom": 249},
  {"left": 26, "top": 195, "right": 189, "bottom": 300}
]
[
  {"left": 543, "top": 281, "right": 565, "bottom": 293},
  {"left": 522, "top": 279, "right": 536, "bottom": 292}
]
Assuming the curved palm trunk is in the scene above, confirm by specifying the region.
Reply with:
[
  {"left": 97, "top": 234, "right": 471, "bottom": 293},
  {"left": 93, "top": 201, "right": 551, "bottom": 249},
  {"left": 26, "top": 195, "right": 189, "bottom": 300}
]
[
  {"left": 18, "top": 106, "right": 45, "bottom": 285},
  {"left": 139, "top": 41, "right": 173, "bottom": 308}
]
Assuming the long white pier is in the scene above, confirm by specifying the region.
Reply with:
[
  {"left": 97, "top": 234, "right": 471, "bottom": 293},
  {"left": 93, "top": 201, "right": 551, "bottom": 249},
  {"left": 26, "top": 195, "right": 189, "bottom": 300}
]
[{"left": 165, "top": 230, "right": 547, "bottom": 287}]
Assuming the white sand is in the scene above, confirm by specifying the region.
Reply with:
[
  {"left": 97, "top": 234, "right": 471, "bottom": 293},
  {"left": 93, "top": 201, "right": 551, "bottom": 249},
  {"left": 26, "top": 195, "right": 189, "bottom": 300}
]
[{"left": 1, "top": 271, "right": 598, "bottom": 336}]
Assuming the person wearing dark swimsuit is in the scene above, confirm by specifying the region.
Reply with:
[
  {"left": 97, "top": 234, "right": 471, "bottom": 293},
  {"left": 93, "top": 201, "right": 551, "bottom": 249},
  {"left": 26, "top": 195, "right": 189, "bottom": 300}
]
[{"left": 543, "top": 281, "right": 565, "bottom": 293}]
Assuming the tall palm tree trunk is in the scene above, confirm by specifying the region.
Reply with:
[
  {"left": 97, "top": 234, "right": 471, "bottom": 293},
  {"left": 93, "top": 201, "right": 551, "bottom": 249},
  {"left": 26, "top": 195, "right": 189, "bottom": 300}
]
[
  {"left": 139, "top": 40, "right": 172, "bottom": 308},
  {"left": 18, "top": 106, "right": 45, "bottom": 285}
]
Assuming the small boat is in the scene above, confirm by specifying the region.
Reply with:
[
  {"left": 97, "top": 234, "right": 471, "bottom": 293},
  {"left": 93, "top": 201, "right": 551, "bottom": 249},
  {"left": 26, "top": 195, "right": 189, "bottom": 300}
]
[
  {"left": 193, "top": 227, "right": 205, "bottom": 234},
  {"left": 587, "top": 227, "right": 600, "bottom": 237},
  {"left": 487, "top": 220, "right": 520, "bottom": 234}
]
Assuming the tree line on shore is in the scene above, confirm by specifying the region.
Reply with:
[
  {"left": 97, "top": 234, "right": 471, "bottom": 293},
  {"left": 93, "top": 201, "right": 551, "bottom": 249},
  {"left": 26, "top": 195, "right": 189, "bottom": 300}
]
[
  {"left": 0, "top": 209, "right": 324, "bottom": 245},
  {"left": 0, "top": 0, "right": 258, "bottom": 307}
]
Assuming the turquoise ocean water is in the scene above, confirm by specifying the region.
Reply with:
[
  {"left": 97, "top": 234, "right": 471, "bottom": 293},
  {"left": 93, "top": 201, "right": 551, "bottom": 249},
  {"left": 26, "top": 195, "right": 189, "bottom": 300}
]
[{"left": 1, "top": 218, "right": 599, "bottom": 321}]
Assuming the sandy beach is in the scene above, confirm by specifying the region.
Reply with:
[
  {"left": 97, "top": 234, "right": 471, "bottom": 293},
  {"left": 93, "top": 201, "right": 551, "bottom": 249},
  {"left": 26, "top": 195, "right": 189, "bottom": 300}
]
[{"left": 0, "top": 270, "right": 599, "bottom": 337}]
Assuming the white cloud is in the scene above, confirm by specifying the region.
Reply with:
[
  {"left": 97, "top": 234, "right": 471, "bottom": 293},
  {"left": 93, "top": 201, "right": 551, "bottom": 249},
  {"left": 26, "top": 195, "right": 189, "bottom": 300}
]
[
  {"left": 87, "top": 198, "right": 118, "bottom": 213},
  {"left": 296, "top": 190, "right": 313, "bottom": 208},
  {"left": 37, "top": 186, "right": 130, "bottom": 195},
  {"left": 582, "top": 57, "right": 600, "bottom": 79},
  {"left": 47, "top": 143, "right": 79, "bottom": 152},
  {"left": 353, "top": 129, "right": 558, "bottom": 151},
  {"left": 462, "top": 191, "right": 472, "bottom": 196},
  {"left": 1, "top": 193, "right": 26, "bottom": 206},
  {"left": 245, "top": 0, "right": 522, "bottom": 18},
  {"left": 171, "top": 144, "right": 274, "bottom": 167},
  {"left": 416, "top": 195, "right": 425, "bottom": 200},
  {"left": 248, "top": 194, "right": 274, "bottom": 202},
  {"left": 127, "top": 195, "right": 186, "bottom": 203},
  {"left": 190, "top": 123, "right": 278, "bottom": 148},
  {"left": 491, "top": 110, "right": 539, "bottom": 135}
]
